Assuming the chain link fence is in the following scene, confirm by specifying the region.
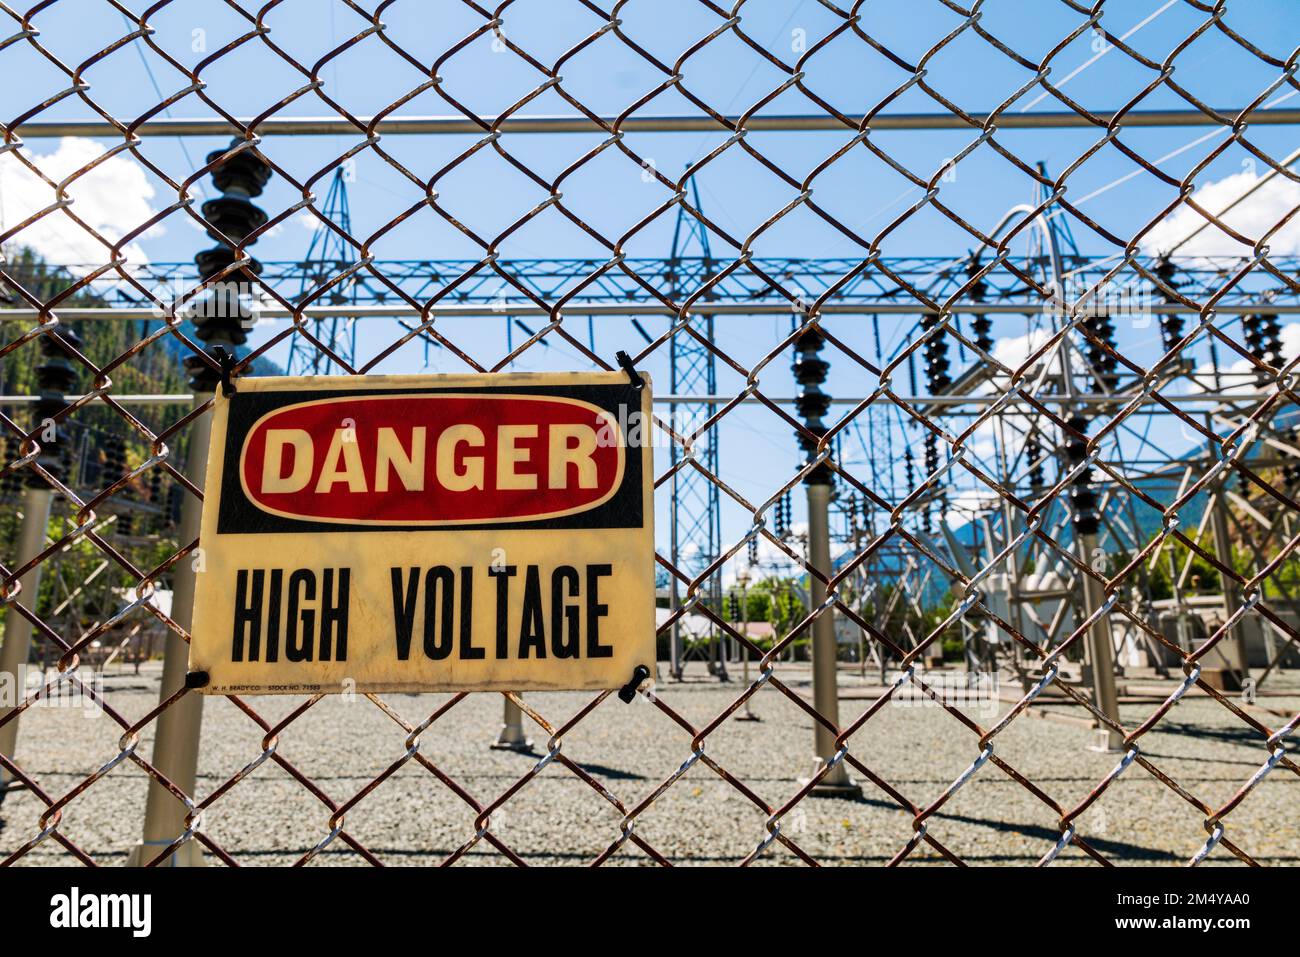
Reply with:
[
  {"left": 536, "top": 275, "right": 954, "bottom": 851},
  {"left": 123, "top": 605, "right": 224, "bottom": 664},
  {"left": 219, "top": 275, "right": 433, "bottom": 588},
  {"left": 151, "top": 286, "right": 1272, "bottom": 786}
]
[{"left": 0, "top": 0, "right": 1297, "bottom": 865}]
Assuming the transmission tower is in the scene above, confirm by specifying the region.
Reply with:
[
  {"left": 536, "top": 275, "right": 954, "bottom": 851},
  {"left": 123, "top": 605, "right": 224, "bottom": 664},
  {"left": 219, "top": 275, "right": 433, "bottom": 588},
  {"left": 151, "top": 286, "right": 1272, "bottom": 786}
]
[
  {"left": 667, "top": 174, "right": 725, "bottom": 679},
  {"left": 286, "top": 167, "right": 358, "bottom": 375}
]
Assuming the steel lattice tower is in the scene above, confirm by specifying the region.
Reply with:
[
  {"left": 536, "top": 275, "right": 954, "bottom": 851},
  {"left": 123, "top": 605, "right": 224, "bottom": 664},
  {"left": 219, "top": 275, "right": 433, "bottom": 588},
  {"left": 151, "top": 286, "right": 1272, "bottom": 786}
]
[
  {"left": 286, "top": 167, "right": 358, "bottom": 375},
  {"left": 667, "top": 175, "right": 726, "bottom": 679}
]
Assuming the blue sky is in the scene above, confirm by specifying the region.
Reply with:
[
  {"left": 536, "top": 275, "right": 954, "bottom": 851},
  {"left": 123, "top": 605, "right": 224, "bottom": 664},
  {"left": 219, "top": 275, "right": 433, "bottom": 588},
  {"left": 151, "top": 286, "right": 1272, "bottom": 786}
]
[{"left": 2, "top": 0, "right": 1298, "bottom": 576}]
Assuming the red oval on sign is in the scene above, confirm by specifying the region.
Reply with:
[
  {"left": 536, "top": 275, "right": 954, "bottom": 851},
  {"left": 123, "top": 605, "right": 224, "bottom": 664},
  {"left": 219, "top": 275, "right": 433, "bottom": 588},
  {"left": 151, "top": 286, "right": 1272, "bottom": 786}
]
[{"left": 239, "top": 393, "right": 625, "bottom": 525}]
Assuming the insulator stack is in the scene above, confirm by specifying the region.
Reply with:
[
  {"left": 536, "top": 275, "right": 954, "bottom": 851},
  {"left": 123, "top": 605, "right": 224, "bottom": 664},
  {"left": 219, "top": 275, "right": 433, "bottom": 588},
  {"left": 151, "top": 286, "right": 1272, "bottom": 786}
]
[
  {"left": 103, "top": 435, "right": 128, "bottom": 488},
  {"left": 1159, "top": 312, "right": 1185, "bottom": 354},
  {"left": 1285, "top": 426, "right": 1300, "bottom": 491},
  {"left": 1083, "top": 312, "right": 1119, "bottom": 392},
  {"left": 148, "top": 464, "right": 167, "bottom": 534},
  {"left": 924, "top": 432, "right": 939, "bottom": 475},
  {"left": 1242, "top": 313, "right": 1283, "bottom": 383},
  {"left": 775, "top": 490, "right": 791, "bottom": 539},
  {"left": 1066, "top": 414, "right": 1098, "bottom": 535},
  {"left": 1026, "top": 436, "right": 1044, "bottom": 492},
  {"left": 1242, "top": 313, "right": 1263, "bottom": 360},
  {"left": 904, "top": 447, "right": 915, "bottom": 491},
  {"left": 1265, "top": 314, "right": 1283, "bottom": 366},
  {"left": 747, "top": 535, "right": 758, "bottom": 566},
  {"left": 32, "top": 328, "right": 81, "bottom": 485},
  {"left": 1155, "top": 256, "right": 1184, "bottom": 353},
  {"left": 166, "top": 483, "right": 184, "bottom": 527},
  {"left": 792, "top": 326, "right": 833, "bottom": 485},
  {"left": 921, "top": 312, "right": 950, "bottom": 392},
  {"left": 186, "top": 140, "right": 273, "bottom": 392},
  {"left": 924, "top": 434, "right": 942, "bottom": 534},
  {"left": 967, "top": 257, "right": 991, "bottom": 353},
  {"left": 103, "top": 434, "right": 134, "bottom": 535},
  {"left": 1, "top": 435, "right": 23, "bottom": 498}
]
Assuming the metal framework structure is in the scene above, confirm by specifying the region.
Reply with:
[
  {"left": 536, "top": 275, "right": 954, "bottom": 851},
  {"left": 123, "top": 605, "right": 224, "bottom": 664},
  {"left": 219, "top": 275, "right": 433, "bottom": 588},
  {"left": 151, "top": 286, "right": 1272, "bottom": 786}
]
[
  {"left": 35, "top": 254, "right": 1300, "bottom": 312},
  {"left": 666, "top": 175, "right": 724, "bottom": 680},
  {"left": 284, "top": 167, "right": 358, "bottom": 376}
]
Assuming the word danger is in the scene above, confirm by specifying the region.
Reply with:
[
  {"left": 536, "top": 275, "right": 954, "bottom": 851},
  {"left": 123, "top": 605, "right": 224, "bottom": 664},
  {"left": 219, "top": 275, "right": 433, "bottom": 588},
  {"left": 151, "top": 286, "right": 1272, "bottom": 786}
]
[{"left": 240, "top": 393, "right": 623, "bottom": 524}]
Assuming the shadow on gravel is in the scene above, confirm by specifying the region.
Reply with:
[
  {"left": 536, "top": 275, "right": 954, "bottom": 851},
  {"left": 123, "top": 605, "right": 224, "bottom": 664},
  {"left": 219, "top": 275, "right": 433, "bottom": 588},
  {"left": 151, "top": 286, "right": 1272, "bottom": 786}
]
[
  {"left": 850, "top": 792, "right": 1181, "bottom": 862},
  {"left": 573, "top": 762, "right": 645, "bottom": 781},
  {"left": 1145, "top": 721, "right": 1277, "bottom": 747}
]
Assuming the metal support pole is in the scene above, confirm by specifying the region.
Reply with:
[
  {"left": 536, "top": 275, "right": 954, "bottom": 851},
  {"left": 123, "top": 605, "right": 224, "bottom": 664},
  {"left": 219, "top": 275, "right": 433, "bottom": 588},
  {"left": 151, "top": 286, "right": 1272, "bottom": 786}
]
[
  {"left": 1079, "top": 532, "right": 1123, "bottom": 752},
  {"left": 668, "top": 478, "right": 683, "bottom": 681},
  {"left": 1201, "top": 411, "right": 1251, "bottom": 690},
  {"left": 1, "top": 329, "right": 80, "bottom": 801},
  {"left": 709, "top": 590, "right": 729, "bottom": 680},
  {"left": 127, "top": 398, "right": 210, "bottom": 867},
  {"left": 1064, "top": 407, "right": 1122, "bottom": 753},
  {"left": 1210, "top": 492, "right": 1251, "bottom": 690},
  {"left": 491, "top": 696, "right": 533, "bottom": 752},
  {"left": 737, "top": 577, "right": 759, "bottom": 721},
  {"left": 805, "top": 482, "right": 861, "bottom": 797},
  {"left": 791, "top": 323, "right": 860, "bottom": 798},
  {"left": 0, "top": 487, "right": 54, "bottom": 795},
  {"left": 130, "top": 137, "right": 271, "bottom": 865}
]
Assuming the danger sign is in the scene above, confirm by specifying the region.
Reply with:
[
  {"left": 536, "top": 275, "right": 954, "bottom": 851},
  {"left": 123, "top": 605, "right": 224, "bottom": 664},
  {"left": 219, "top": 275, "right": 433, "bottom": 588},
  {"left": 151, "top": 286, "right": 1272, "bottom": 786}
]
[{"left": 188, "top": 372, "right": 656, "bottom": 694}]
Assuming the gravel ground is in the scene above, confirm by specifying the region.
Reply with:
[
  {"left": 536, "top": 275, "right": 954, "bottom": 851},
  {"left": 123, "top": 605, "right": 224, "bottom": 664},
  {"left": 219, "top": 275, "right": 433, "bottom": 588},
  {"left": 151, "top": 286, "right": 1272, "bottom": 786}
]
[{"left": 2, "top": 662, "right": 1297, "bottom": 866}]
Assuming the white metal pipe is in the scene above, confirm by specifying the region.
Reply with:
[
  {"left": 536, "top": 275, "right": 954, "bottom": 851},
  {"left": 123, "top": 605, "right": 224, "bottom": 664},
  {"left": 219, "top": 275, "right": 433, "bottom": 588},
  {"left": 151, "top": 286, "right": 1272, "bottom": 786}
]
[
  {"left": 804, "top": 481, "right": 861, "bottom": 798},
  {"left": 0, "top": 487, "right": 55, "bottom": 791},
  {"left": 0, "top": 390, "right": 1281, "bottom": 407},
  {"left": 1079, "top": 532, "right": 1124, "bottom": 752},
  {"left": 11, "top": 109, "right": 1296, "bottom": 140},
  {"left": 126, "top": 396, "right": 210, "bottom": 867},
  {"left": 491, "top": 697, "right": 532, "bottom": 752},
  {"left": 2, "top": 301, "right": 1293, "bottom": 322}
]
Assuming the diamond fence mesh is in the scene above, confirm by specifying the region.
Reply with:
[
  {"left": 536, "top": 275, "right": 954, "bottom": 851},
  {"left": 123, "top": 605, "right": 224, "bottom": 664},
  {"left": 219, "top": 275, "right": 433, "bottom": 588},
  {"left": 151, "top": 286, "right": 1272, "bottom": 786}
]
[{"left": 0, "top": 0, "right": 1297, "bottom": 865}]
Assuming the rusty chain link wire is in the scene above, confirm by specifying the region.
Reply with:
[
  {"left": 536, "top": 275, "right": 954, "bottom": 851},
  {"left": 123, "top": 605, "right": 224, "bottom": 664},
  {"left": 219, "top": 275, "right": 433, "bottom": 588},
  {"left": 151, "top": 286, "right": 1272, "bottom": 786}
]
[{"left": 0, "top": 0, "right": 1297, "bottom": 866}]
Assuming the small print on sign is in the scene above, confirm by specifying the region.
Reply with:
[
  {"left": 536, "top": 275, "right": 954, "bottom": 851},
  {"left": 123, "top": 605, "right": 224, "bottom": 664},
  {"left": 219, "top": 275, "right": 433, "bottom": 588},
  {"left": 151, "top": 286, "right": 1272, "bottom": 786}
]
[{"left": 188, "top": 372, "right": 655, "bottom": 694}]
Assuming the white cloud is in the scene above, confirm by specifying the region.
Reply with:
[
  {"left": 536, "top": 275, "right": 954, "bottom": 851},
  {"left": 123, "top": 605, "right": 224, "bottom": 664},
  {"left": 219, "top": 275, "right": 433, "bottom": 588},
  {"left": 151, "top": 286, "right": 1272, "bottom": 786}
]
[
  {"left": 0, "top": 137, "right": 160, "bottom": 269},
  {"left": 960, "top": 327, "right": 1060, "bottom": 461},
  {"left": 1284, "top": 321, "right": 1300, "bottom": 362},
  {"left": 1140, "top": 169, "right": 1300, "bottom": 257},
  {"left": 992, "top": 327, "right": 1053, "bottom": 371}
]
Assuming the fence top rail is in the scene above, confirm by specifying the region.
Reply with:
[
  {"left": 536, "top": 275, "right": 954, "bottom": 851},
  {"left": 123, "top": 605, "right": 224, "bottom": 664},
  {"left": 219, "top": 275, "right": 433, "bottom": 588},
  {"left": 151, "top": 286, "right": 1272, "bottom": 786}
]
[
  {"left": 0, "top": 387, "right": 1281, "bottom": 408},
  {"left": 3, "top": 302, "right": 1297, "bottom": 321},
  {"left": 8, "top": 109, "right": 1299, "bottom": 139}
]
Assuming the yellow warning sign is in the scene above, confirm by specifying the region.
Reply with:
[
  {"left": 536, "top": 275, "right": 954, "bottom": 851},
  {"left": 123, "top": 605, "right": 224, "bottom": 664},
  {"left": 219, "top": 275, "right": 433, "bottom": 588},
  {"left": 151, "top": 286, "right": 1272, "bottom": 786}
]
[{"left": 187, "top": 372, "right": 656, "bottom": 694}]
